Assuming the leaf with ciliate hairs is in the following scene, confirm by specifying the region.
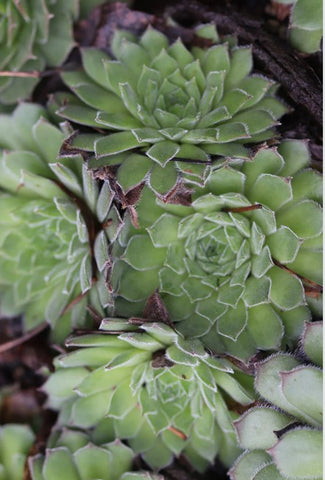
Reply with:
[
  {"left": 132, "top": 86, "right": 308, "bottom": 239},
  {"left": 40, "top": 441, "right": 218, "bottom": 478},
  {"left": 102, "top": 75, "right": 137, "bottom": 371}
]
[
  {"left": 302, "top": 322, "right": 323, "bottom": 367},
  {"left": 231, "top": 326, "right": 323, "bottom": 479},
  {"left": 268, "top": 429, "right": 323, "bottom": 479}
]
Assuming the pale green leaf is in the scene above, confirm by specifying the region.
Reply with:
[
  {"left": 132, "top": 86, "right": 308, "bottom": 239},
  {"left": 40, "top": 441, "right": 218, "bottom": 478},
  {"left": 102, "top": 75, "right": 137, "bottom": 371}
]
[
  {"left": 123, "top": 235, "right": 166, "bottom": 270},
  {"left": 268, "top": 429, "right": 323, "bottom": 478},
  {"left": 247, "top": 304, "right": 283, "bottom": 350},
  {"left": 235, "top": 407, "right": 292, "bottom": 450},
  {"left": 147, "top": 141, "right": 180, "bottom": 166},
  {"left": 95, "top": 132, "right": 147, "bottom": 158},
  {"left": 217, "top": 300, "right": 247, "bottom": 340},
  {"left": 43, "top": 448, "right": 80, "bottom": 480},
  {"left": 276, "top": 200, "right": 323, "bottom": 239},
  {"left": 281, "top": 366, "right": 322, "bottom": 427},
  {"left": 251, "top": 174, "right": 292, "bottom": 210}
]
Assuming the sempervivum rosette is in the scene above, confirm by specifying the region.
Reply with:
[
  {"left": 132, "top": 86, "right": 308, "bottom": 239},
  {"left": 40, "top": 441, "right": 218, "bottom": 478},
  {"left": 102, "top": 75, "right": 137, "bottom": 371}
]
[
  {"left": 0, "top": 424, "right": 35, "bottom": 480},
  {"left": 55, "top": 23, "right": 287, "bottom": 197},
  {"left": 0, "top": 103, "right": 119, "bottom": 338},
  {"left": 0, "top": 0, "right": 78, "bottom": 105},
  {"left": 229, "top": 322, "right": 323, "bottom": 480},
  {"left": 42, "top": 301, "right": 255, "bottom": 472},
  {"left": 29, "top": 428, "right": 162, "bottom": 480},
  {"left": 111, "top": 140, "right": 322, "bottom": 362}
]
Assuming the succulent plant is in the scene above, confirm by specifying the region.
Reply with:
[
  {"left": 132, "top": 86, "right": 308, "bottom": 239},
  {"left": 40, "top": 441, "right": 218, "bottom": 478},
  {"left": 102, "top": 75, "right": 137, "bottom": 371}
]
[
  {"left": 110, "top": 139, "right": 322, "bottom": 362},
  {"left": 0, "top": 0, "right": 80, "bottom": 105},
  {"left": 0, "top": 423, "right": 35, "bottom": 479},
  {"left": 29, "top": 428, "right": 161, "bottom": 480},
  {"left": 274, "top": 0, "right": 323, "bottom": 53},
  {"left": 0, "top": 103, "right": 119, "bottom": 338},
  {"left": 229, "top": 321, "right": 323, "bottom": 480},
  {"left": 54, "top": 23, "right": 287, "bottom": 197},
  {"left": 42, "top": 298, "right": 255, "bottom": 472}
]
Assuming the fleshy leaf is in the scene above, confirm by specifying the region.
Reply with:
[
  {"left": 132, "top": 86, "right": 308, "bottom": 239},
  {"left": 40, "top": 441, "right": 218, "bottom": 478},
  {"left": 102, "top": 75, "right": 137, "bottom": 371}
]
[
  {"left": 268, "top": 267, "right": 304, "bottom": 310},
  {"left": 268, "top": 429, "right": 323, "bottom": 479},
  {"left": 302, "top": 322, "right": 323, "bottom": 367},
  {"left": 281, "top": 366, "right": 322, "bottom": 427},
  {"left": 123, "top": 235, "right": 167, "bottom": 270},
  {"left": 267, "top": 227, "right": 301, "bottom": 264},
  {"left": 234, "top": 407, "right": 292, "bottom": 450},
  {"left": 95, "top": 132, "right": 147, "bottom": 157}
]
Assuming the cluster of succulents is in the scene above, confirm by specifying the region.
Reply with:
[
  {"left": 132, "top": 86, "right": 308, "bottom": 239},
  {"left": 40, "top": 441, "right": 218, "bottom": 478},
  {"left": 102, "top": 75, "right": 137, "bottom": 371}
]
[
  {"left": 274, "top": 0, "right": 323, "bottom": 53},
  {"left": 0, "top": 4, "right": 322, "bottom": 480},
  {"left": 230, "top": 322, "right": 323, "bottom": 479}
]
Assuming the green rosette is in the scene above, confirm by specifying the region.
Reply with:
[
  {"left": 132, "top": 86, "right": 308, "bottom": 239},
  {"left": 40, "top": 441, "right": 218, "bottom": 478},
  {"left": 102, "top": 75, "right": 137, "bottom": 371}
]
[
  {"left": 42, "top": 315, "right": 255, "bottom": 472},
  {"left": 111, "top": 140, "right": 322, "bottom": 362},
  {"left": 0, "top": 103, "right": 119, "bottom": 339},
  {"left": 54, "top": 23, "right": 287, "bottom": 197}
]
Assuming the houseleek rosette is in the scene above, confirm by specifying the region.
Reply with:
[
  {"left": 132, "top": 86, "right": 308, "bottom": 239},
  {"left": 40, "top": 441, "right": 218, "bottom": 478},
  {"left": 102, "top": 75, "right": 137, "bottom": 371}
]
[
  {"left": 0, "top": 0, "right": 79, "bottom": 105},
  {"left": 55, "top": 23, "right": 287, "bottom": 196},
  {"left": 111, "top": 140, "right": 322, "bottom": 361},
  {"left": 29, "top": 428, "right": 162, "bottom": 480},
  {"left": 275, "top": 0, "right": 322, "bottom": 53},
  {"left": 0, "top": 424, "right": 35, "bottom": 480},
  {"left": 0, "top": 103, "right": 119, "bottom": 337},
  {"left": 229, "top": 322, "right": 323, "bottom": 480},
  {"left": 42, "top": 318, "right": 255, "bottom": 471}
]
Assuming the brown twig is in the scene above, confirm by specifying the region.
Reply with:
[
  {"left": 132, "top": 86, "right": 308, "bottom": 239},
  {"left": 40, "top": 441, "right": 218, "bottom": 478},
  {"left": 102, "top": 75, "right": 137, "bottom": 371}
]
[
  {"left": 225, "top": 203, "right": 263, "bottom": 213},
  {"left": 52, "top": 178, "right": 102, "bottom": 279},
  {"left": 168, "top": 426, "right": 187, "bottom": 440},
  {"left": 0, "top": 71, "right": 40, "bottom": 78},
  {"left": 59, "top": 288, "right": 93, "bottom": 317},
  {"left": 0, "top": 322, "right": 48, "bottom": 354},
  {"left": 304, "top": 289, "right": 321, "bottom": 299},
  {"left": 273, "top": 259, "right": 322, "bottom": 291}
]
